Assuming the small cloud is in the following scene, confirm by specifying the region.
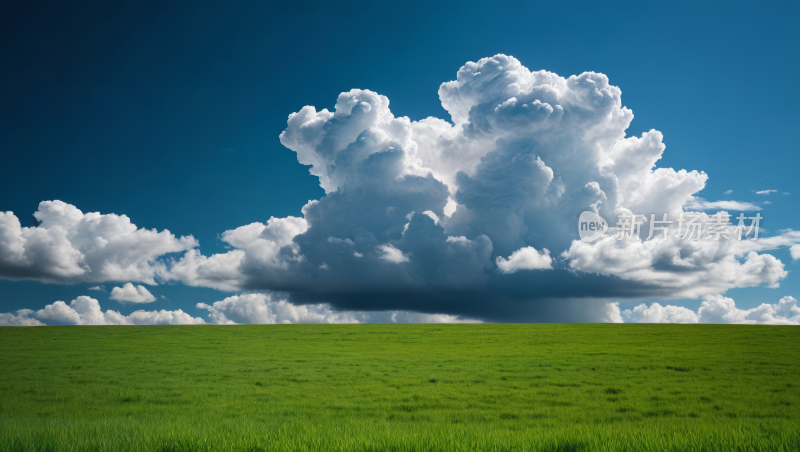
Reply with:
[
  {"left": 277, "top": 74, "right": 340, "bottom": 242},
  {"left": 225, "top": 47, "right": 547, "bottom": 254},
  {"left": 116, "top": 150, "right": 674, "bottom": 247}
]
[
  {"left": 723, "top": 190, "right": 733, "bottom": 195},
  {"left": 110, "top": 283, "right": 157, "bottom": 304},
  {"left": 378, "top": 244, "right": 409, "bottom": 263},
  {"left": 353, "top": 252, "right": 363, "bottom": 258},
  {"left": 756, "top": 190, "right": 778, "bottom": 195},
  {"left": 684, "top": 197, "right": 761, "bottom": 211},
  {"left": 88, "top": 285, "right": 106, "bottom": 293},
  {"left": 496, "top": 246, "right": 553, "bottom": 273},
  {"left": 763, "top": 201, "right": 771, "bottom": 205},
  {"left": 422, "top": 210, "right": 440, "bottom": 224},
  {"left": 784, "top": 192, "right": 791, "bottom": 195},
  {"left": 327, "top": 237, "right": 354, "bottom": 246},
  {"left": 319, "top": 263, "right": 330, "bottom": 270},
  {"left": 791, "top": 245, "right": 800, "bottom": 262}
]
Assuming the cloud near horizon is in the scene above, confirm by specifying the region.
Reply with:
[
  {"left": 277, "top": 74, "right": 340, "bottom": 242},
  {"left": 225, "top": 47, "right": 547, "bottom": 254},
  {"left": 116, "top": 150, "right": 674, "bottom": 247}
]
[
  {"left": 0, "top": 294, "right": 479, "bottom": 326},
  {"left": 0, "top": 296, "right": 203, "bottom": 326},
  {"left": 1, "top": 292, "right": 795, "bottom": 326},
  {"left": 621, "top": 295, "right": 800, "bottom": 325},
  {"left": 197, "top": 293, "right": 478, "bottom": 325},
  {"left": 1, "top": 54, "right": 798, "bottom": 323}
]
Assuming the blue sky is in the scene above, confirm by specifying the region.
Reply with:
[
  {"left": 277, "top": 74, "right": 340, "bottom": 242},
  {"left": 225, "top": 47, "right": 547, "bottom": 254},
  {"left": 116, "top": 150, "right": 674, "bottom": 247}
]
[{"left": 1, "top": 0, "right": 799, "bottom": 324}]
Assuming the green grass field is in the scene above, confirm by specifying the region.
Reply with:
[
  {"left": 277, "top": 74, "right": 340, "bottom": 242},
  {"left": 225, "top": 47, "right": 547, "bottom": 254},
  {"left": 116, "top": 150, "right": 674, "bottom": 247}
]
[{"left": 1, "top": 324, "right": 798, "bottom": 451}]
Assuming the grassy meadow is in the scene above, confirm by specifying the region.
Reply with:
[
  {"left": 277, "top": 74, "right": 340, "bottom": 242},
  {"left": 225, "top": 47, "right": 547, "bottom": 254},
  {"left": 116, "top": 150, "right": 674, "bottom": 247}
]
[{"left": 0, "top": 323, "right": 798, "bottom": 451}]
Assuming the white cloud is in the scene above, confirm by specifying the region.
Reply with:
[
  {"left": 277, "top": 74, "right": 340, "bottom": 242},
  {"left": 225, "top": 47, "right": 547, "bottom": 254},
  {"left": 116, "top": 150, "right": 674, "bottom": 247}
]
[
  {"left": 30, "top": 296, "right": 204, "bottom": 325},
  {"left": 110, "top": 283, "right": 156, "bottom": 304},
  {"left": 88, "top": 285, "right": 105, "bottom": 292},
  {"left": 197, "top": 293, "right": 479, "bottom": 324},
  {"left": 604, "top": 303, "right": 624, "bottom": 323},
  {"left": 605, "top": 131, "right": 707, "bottom": 215},
  {"left": 378, "top": 244, "right": 410, "bottom": 263},
  {"left": 756, "top": 190, "right": 778, "bottom": 195},
  {"left": 791, "top": 245, "right": 800, "bottom": 261},
  {"left": 684, "top": 197, "right": 761, "bottom": 211},
  {"left": 164, "top": 216, "right": 307, "bottom": 291},
  {"left": 697, "top": 295, "right": 799, "bottom": 324},
  {"left": 724, "top": 190, "right": 733, "bottom": 195},
  {"left": 0, "top": 201, "right": 196, "bottom": 284},
  {"left": 563, "top": 232, "right": 795, "bottom": 298},
  {"left": 197, "top": 293, "right": 359, "bottom": 324},
  {"left": 0, "top": 309, "right": 44, "bottom": 326},
  {"left": 123, "top": 309, "right": 205, "bottom": 325},
  {"left": 36, "top": 300, "right": 83, "bottom": 324},
  {"left": 164, "top": 249, "right": 247, "bottom": 292},
  {"left": 422, "top": 210, "right": 440, "bottom": 224},
  {"left": 496, "top": 246, "right": 553, "bottom": 273},
  {"left": 623, "top": 295, "right": 800, "bottom": 325},
  {"left": 622, "top": 303, "right": 699, "bottom": 323}
]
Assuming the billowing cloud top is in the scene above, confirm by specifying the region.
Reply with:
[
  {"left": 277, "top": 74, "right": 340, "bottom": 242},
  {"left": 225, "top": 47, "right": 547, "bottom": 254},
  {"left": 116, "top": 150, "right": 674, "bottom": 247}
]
[{"left": 1, "top": 55, "right": 798, "bottom": 323}]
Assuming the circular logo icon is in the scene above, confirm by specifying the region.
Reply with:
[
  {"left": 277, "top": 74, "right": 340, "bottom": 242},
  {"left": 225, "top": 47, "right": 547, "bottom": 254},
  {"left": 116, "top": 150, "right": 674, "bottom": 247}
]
[{"left": 578, "top": 211, "right": 608, "bottom": 242}]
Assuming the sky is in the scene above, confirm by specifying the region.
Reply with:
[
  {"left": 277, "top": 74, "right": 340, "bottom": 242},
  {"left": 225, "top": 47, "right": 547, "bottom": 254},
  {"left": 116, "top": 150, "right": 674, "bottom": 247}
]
[{"left": 1, "top": 0, "right": 799, "bottom": 325}]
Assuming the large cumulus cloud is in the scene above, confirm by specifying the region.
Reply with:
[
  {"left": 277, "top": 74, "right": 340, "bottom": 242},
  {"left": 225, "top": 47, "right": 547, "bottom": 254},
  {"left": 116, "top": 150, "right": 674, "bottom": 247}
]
[
  {"left": 2, "top": 55, "right": 798, "bottom": 323},
  {"left": 160, "top": 54, "right": 798, "bottom": 320}
]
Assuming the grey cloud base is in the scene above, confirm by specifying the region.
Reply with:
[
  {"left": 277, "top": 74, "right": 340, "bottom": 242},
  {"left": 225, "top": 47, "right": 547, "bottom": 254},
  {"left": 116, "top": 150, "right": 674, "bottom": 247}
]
[{"left": 268, "top": 268, "right": 659, "bottom": 323}]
